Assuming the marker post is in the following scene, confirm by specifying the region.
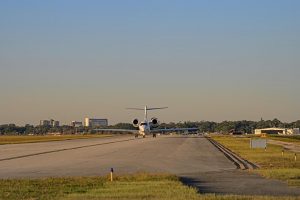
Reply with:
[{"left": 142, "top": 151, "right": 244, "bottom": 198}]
[{"left": 110, "top": 168, "right": 114, "bottom": 182}]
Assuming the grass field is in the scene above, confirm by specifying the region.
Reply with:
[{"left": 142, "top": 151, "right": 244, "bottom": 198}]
[
  {"left": 0, "top": 134, "right": 112, "bottom": 145},
  {"left": 0, "top": 174, "right": 299, "bottom": 200},
  {"left": 211, "top": 135, "right": 300, "bottom": 186}
]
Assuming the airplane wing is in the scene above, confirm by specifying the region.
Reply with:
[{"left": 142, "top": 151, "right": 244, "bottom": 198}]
[
  {"left": 93, "top": 129, "right": 138, "bottom": 133},
  {"left": 151, "top": 128, "right": 198, "bottom": 133}
]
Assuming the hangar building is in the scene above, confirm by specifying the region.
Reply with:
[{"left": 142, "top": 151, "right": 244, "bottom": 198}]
[{"left": 255, "top": 128, "right": 299, "bottom": 135}]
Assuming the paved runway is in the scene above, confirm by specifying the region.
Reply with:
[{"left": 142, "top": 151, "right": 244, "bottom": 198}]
[
  {"left": 1, "top": 135, "right": 299, "bottom": 196},
  {"left": 0, "top": 135, "right": 235, "bottom": 178}
]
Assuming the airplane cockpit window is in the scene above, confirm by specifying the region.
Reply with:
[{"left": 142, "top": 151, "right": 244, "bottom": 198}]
[{"left": 140, "top": 123, "right": 147, "bottom": 125}]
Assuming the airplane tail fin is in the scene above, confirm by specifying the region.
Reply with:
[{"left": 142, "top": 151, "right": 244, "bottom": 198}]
[
  {"left": 126, "top": 107, "right": 168, "bottom": 110},
  {"left": 126, "top": 106, "right": 167, "bottom": 120}
]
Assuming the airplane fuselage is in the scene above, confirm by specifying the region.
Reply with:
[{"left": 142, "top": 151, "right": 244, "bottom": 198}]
[{"left": 138, "top": 121, "right": 151, "bottom": 136}]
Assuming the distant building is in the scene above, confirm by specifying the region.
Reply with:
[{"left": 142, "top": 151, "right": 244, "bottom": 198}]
[
  {"left": 40, "top": 119, "right": 60, "bottom": 127},
  {"left": 71, "top": 121, "right": 83, "bottom": 127},
  {"left": 255, "top": 128, "right": 300, "bottom": 135},
  {"left": 40, "top": 120, "right": 50, "bottom": 126},
  {"left": 53, "top": 121, "right": 60, "bottom": 127},
  {"left": 50, "top": 119, "right": 60, "bottom": 127},
  {"left": 84, "top": 118, "right": 108, "bottom": 127}
]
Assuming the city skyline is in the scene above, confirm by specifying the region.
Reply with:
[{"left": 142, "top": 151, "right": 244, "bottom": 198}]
[
  {"left": 1, "top": 1, "right": 300, "bottom": 125},
  {"left": 3, "top": 116, "right": 300, "bottom": 127}
]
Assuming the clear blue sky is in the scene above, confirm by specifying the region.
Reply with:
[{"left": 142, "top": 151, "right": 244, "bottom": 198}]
[{"left": 0, "top": 0, "right": 299, "bottom": 125}]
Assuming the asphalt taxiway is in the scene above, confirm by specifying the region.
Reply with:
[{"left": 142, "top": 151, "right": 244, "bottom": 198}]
[{"left": 0, "top": 135, "right": 299, "bottom": 196}]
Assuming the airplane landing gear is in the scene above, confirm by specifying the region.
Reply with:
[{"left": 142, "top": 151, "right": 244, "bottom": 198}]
[
  {"left": 143, "top": 135, "right": 146, "bottom": 138},
  {"left": 135, "top": 134, "right": 138, "bottom": 138},
  {"left": 153, "top": 133, "right": 156, "bottom": 138}
]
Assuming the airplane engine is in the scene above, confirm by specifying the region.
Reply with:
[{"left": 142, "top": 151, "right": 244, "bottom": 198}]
[
  {"left": 132, "top": 119, "right": 139, "bottom": 127},
  {"left": 151, "top": 118, "right": 159, "bottom": 127}
]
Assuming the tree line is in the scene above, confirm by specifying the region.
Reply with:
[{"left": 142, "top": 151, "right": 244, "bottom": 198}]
[
  {"left": 0, "top": 123, "right": 136, "bottom": 135},
  {"left": 158, "top": 118, "right": 300, "bottom": 133},
  {"left": 0, "top": 119, "right": 299, "bottom": 135}
]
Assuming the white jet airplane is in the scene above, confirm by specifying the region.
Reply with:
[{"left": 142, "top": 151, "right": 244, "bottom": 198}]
[{"left": 95, "top": 106, "right": 198, "bottom": 138}]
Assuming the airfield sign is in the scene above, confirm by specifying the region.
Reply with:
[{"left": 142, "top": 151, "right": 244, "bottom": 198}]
[{"left": 250, "top": 138, "right": 267, "bottom": 149}]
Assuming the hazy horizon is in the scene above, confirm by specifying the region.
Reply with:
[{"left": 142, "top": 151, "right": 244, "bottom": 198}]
[{"left": 1, "top": 1, "right": 300, "bottom": 126}]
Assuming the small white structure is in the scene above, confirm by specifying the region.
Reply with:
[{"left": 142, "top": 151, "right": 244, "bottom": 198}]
[
  {"left": 255, "top": 128, "right": 299, "bottom": 135},
  {"left": 250, "top": 138, "right": 267, "bottom": 149}
]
